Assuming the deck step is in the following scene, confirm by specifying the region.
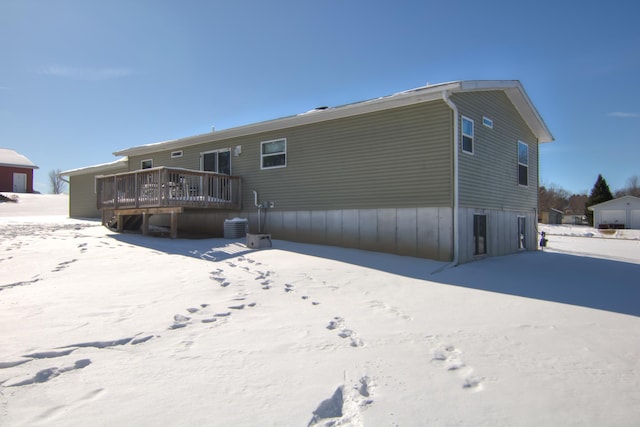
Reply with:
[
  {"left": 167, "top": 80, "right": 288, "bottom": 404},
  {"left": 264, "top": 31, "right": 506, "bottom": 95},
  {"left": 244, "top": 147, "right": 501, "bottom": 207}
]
[{"left": 107, "top": 214, "right": 143, "bottom": 231}]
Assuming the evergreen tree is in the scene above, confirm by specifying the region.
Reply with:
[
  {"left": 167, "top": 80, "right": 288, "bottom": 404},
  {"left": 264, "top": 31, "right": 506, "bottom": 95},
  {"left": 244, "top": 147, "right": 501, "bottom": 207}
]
[{"left": 585, "top": 174, "right": 614, "bottom": 226}]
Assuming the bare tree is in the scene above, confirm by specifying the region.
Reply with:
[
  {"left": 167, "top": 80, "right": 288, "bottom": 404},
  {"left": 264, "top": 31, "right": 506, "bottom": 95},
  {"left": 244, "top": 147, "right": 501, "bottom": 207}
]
[
  {"left": 614, "top": 176, "right": 639, "bottom": 197},
  {"left": 566, "top": 194, "right": 588, "bottom": 215},
  {"left": 625, "top": 175, "right": 640, "bottom": 197},
  {"left": 49, "top": 169, "right": 66, "bottom": 194},
  {"left": 539, "top": 183, "right": 570, "bottom": 213}
]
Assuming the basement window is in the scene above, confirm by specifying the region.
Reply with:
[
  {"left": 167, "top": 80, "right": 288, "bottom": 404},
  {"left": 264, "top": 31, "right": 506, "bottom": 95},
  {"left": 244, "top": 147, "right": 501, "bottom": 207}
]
[
  {"left": 473, "top": 214, "right": 487, "bottom": 255},
  {"left": 461, "top": 116, "right": 474, "bottom": 154},
  {"left": 261, "top": 138, "right": 287, "bottom": 169},
  {"left": 171, "top": 150, "right": 183, "bottom": 159}
]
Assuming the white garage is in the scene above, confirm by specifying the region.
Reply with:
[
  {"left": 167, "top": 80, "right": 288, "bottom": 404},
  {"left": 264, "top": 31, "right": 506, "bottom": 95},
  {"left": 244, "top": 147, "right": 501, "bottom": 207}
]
[
  {"left": 588, "top": 196, "right": 640, "bottom": 230},
  {"left": 632, "top": 210, "right": 640, "bottom": 229}
]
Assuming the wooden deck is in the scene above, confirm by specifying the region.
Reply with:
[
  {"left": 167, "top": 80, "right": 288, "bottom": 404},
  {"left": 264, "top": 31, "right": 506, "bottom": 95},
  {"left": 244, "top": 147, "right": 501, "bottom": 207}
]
[{"left": 96, "top": 167, "right": 242, "bottom": 238}]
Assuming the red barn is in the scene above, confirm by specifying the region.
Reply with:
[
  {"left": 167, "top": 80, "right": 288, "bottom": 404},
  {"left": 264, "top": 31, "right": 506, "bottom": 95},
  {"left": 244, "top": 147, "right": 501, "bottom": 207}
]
[{"left": 0, "top": 148, "right": 39, "bottom": 193}]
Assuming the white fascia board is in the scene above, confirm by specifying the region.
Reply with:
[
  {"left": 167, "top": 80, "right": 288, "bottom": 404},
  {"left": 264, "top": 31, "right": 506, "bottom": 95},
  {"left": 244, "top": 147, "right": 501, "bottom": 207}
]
[
  {"left": 0, "top": 162, "right": 38, "bottom": 169},
  {"left": 60, "top": 158, "right": 129, "bottom": 177},
  {"left": 588, "top": 195, "right": 640, "bottom": 210},
  {"left": 457, "top": 80, "right": 554, "bottom": 143}
]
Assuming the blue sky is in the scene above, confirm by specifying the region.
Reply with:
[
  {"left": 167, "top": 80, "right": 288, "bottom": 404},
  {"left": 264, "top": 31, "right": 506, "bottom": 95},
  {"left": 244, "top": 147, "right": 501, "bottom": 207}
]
[{"left": 1, "top": 0, "right": 639, "bottom": 194}]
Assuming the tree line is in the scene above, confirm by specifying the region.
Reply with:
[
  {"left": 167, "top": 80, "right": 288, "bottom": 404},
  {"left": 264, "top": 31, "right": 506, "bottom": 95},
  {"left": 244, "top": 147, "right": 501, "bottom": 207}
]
[{"left": 540, "top": 174, "right": 639, "bottom": 226}]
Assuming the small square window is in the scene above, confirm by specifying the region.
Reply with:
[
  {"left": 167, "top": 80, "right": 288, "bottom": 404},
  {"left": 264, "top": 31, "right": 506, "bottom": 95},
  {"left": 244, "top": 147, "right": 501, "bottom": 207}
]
[
  {"left": 261, "top": 138, "right": 287, "bottom": 169},
  {"left": 482, "top": 116, "right": 493, "bottom": 128},
  {"left": 461, "top": 116, "right": 474, "bottom": 154},
  {"left": 141, "top": 159, "right": 153, "bottom": 169}
]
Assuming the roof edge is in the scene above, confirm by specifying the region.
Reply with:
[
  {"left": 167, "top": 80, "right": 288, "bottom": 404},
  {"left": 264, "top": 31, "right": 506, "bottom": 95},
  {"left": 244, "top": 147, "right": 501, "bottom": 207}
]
[
  {"left": 588, "top": 195, "right": 640, "bottom": 210},
  {"left": 0, "top": 163, "right": 39, "bottom": 170},
  {"left": 113, "top": 80, "right": 553, "bottom": 157},
  {"left": 60, "top": 158, "right": 129, "bottom": 177}
]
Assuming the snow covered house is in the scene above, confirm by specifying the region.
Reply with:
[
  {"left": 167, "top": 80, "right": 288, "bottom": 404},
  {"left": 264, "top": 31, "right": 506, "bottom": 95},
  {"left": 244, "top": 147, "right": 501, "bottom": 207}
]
[
  {"left": 0, "top": 148, "right": 39, "bottom": 193},
  {"left": 588, "top": 196, "right": 640, "bottom": 230},
  {"left": 62, "top": 80, "right": 553, "bottom": 264}
]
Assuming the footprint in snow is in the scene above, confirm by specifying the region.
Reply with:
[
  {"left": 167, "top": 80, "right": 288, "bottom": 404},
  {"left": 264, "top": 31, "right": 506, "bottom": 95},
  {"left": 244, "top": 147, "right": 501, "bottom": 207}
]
[
  {"left": 431, "top": 343, "right": 483, "bottom": 391},
  {"left": 170, "top": 314, "right": 191, "bottom": 330},
  {"left": 308, "top": 376, "right": 374, "bottom": 427},
  {"left": 52, "top": 259, "right": 78, "bottom": 272},
  {"left": 326, "top": 317, "right": 364, "bottom": 347},
  {"left": 5, "top": 359, "right": 92, "bottom": 387}
]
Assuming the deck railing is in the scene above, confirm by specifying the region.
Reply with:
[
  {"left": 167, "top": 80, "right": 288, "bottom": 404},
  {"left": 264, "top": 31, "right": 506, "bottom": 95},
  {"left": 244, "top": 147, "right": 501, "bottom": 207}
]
[{"left": 96, "top": 167, "right": 242, "bottom": 210}]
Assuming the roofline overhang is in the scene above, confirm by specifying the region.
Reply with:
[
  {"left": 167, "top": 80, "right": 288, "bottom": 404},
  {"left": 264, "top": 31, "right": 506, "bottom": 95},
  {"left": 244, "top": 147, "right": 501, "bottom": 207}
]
[
  {"left": 587, "top": 195, "right": 640, "bottom": 210},
  {"left": 0, "top": 163, "right": 39, "bottom": 169},
  {"left": 60, "top": 158, "right": 129, "bottom": 177},
  {"left": 113, "top": 80, "right": 554, "bottom": 157}
]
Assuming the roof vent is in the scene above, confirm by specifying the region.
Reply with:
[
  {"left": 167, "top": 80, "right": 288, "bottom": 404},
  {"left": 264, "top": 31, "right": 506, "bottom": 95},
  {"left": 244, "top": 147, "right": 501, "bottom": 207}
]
[{"left": 314, "top": 106, "right": 329, "bottom": 110}]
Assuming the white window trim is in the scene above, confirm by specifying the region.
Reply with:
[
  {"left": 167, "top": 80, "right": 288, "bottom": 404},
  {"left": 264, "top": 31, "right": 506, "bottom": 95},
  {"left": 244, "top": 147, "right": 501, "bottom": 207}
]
[
  {"left": 200, "top": 148, "right": 232, "bottom": 174},
  {"left": 260, "top": 138, "right": 287, "bottom": 170},
  {"left": 517, "top": 215, "right": 527, "bottom": 250},
  {"left": 473, "top": 213, "right": 487, "bottom": 256},
  {"left": 518, "top": 141, "right": 529, "bottom": 187},
  {"left": 171, "top": 150, "right": 183, "bottom": 159},
  {"left": 141, "top": 159, "right": 153, "bottom": 169},
  {"left": 461, "top": 116, "right": 474, "bottom": 154},
  {"left": 482, "top": 116, "right": 493, "bottom": 128}
]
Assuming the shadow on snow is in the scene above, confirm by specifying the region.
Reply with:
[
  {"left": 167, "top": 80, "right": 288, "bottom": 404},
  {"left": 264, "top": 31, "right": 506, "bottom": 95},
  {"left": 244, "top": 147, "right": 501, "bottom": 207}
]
[
  {"left": 108, "top": 233, "right": 640, "bottom": 317},
  {"left": 435, "top": 251, "right": 640, "bottom": 318}
]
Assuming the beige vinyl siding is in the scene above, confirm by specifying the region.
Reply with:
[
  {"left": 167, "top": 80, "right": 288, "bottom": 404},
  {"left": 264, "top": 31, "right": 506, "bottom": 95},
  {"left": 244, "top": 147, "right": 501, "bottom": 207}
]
[
  {"left": 130, "top": 101, "right": 453, "bottom": 211},
  {"left": 69, "top": 175, "right": 100, "bottom": 218},
  {"left": 452, "top": 91, "right": 538, "bottom": 211},
  {"left": 128, "top": 150, "right": 203, "bottom": 172}
]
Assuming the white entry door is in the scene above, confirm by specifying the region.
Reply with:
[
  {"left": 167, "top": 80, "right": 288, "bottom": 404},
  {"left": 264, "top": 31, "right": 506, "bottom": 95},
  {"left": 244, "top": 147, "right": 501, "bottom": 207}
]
[{"left": 13, "top": 173, "right": 27, "bottom": 192}]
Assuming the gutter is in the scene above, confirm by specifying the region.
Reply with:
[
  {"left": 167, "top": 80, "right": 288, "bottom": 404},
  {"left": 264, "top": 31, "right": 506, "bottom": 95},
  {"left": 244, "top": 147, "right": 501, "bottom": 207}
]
[{"left": 433, "top": 91, "right": 460, "bottom": 273}]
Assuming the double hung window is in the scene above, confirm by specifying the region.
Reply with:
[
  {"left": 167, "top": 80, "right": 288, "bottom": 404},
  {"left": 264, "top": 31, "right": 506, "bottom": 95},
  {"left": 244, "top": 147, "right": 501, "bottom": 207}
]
[
  {"left": 518, "top": 141, "right": 529, "bottom": 186},
  {"left": 461, "top": 116, "right": 474, "bottom": 154},
  {"left": 261, "top": 138, "right": 287, "bottom": 169}
]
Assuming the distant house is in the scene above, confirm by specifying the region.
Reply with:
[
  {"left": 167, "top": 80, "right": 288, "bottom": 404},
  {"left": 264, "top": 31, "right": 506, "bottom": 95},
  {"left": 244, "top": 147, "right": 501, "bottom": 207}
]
[
  {"left": 562, "top": 213, "right": 587, "bottom": 226},
  {"left": 541, "top": 208, "right": 563, "bottom": 224},
  {"left": 62, "top": 80, "right": 553, "bottom": 264},
  {"left": 588, "top": 196, "right": 640, "bottom": 230},
  {"left": 0, "top": 148, "right": 39, "bottom": 193}
]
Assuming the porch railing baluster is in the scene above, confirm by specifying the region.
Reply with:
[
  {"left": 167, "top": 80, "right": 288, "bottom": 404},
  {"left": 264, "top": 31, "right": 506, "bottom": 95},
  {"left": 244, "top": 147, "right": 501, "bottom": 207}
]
[{"left": 96, "top": 167, "right": 241, "bottom": 211}]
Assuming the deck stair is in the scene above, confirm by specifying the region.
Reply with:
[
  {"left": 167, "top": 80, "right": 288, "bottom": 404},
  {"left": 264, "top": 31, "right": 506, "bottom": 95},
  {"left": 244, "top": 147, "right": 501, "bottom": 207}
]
[{"left": 107, "top": 214, "right": 143, "bottom": 231}]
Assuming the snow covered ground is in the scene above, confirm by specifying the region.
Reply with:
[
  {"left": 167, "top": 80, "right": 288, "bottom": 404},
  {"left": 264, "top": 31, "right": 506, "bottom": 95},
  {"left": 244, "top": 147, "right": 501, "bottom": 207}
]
[{"left": 1, "top": 194, "right": 639, "bottom": 426}]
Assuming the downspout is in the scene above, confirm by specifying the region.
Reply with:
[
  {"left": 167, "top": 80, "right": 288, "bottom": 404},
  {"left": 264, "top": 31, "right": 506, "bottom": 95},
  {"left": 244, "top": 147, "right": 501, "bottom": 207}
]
[{"left": 436, "top": 90, "right": 460, "bottom": 271}]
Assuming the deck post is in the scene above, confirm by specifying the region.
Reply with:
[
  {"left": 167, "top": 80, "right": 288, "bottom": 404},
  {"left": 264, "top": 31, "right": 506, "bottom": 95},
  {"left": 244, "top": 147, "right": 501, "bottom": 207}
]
[
  {"left": 142, "top": 212, "right": 150, "bottom": 236},
  {"left": 113, "top": 176, "right": 118, "bottom": 209},
  {"left": 116, "top": 214, "right": 124, "bottom": 233},
  {"left": 170, "top": 211, "right": 178, "bottom": 239}
]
